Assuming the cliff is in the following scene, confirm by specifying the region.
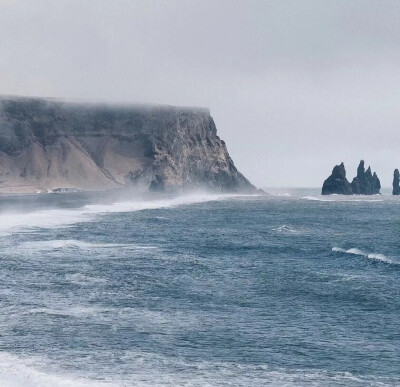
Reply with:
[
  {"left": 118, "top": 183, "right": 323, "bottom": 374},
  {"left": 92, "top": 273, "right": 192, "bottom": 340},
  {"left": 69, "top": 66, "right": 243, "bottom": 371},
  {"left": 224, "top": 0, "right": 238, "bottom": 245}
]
[{"left": 0, "top": 96, "right": 256, "bottom": 194}]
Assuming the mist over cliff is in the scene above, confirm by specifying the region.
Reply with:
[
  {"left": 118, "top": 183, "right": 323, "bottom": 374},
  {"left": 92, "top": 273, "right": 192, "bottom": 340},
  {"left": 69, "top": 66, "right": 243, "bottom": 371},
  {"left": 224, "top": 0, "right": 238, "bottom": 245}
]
[{"left": 0, "top": 96, "right": 255, "bottom": 194}]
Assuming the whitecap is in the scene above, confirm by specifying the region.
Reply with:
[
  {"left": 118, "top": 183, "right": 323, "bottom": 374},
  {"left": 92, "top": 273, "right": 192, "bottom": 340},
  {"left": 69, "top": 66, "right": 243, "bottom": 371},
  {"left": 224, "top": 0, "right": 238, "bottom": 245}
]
[
  {"left": 303, "top": 196, "right": 384, "bottom": 202},
  {"left": 302, "top": 196, "right": 333, "bottom": 202},
  {"left": 272, "top": 225, "right": 300, "bottom": 234},
  {"left": 332, "top": 247, "right": 392, "bottom": 263},
  {"left": 0, "top": 193, "right": 243, "bottom": 235},
  {"left": 29, "top": 305, "right": 106, "bottom": 318},
  {"left": 0, "top": 351, "right": 396, "bottom": 387},
  {"left": 0, "top": 353, "right": 114, "bottom": 387},
  {"left": 17, "top": 239, "right": 156, "bottom": 252},
  {"left": 367, "top": 253, "right": 392, "bottom": 263}
]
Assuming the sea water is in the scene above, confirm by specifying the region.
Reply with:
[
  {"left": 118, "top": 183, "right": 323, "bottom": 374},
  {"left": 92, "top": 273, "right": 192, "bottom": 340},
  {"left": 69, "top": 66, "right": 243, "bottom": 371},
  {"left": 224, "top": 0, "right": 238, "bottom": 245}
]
[{"left": 0, "top": 189, "right": 399, "bottom": 386}]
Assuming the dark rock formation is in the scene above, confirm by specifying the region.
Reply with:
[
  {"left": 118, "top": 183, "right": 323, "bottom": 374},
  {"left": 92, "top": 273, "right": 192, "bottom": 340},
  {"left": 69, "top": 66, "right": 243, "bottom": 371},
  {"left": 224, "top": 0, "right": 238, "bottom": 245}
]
[
  {"left": 321, "top": 162, "right": 353, "bottom": 195},
  {"left": 393, "top": 169, "right": 400, "bottom": 195},
  {"left": 322, "top": 160, "right": 381, "bottom": 195},
  {"left": 372, "top": 172, "right": 381, "bottom": 193},
  {"left": 0, "top": 96, "right": 256, "bottom": 193},
  {"left": 351, "top": 160, "right": 380, "bottom": 195}
]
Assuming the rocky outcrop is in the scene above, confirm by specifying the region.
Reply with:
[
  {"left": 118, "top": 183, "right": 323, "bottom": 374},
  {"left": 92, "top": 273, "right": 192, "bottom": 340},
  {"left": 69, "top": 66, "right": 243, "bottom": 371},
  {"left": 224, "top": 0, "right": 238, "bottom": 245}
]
[
  {"left": 351, "top": 160, "right": 380, "bottom": 195},
  {"left": 0, "top": 96, "right": 256, "bottom": 193},
  {"left": 372, "top": 172, "right": 381, "bottom": 194},
  {"left": 393, "top": 169, "right": 400, "bottom": 195},
  {"left": 321, "top": 162, "right": 353, "bottom": 195},
  {"left": 322, "top": 160, "right": 381, "bottom": 195}
]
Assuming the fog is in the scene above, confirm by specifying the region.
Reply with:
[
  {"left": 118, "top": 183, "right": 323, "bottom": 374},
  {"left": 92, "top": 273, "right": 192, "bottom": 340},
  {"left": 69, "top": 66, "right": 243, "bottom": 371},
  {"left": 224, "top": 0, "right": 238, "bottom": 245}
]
[{"left": 0, "top": 0, "right": 399, "bottom": 187}]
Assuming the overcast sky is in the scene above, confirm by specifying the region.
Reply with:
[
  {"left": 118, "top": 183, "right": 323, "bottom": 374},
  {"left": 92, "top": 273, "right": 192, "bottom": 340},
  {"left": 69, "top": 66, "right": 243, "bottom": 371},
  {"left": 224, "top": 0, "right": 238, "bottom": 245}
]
[{"left": 1, "top": 0, "right": 399, "bottom": 187}]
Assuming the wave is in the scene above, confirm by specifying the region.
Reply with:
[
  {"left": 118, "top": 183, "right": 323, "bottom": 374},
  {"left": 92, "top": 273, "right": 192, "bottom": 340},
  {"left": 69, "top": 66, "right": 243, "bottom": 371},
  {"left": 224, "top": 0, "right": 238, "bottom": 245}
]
[
  {"left": 17, "top": 239, "right": 156, "bottom": 251},
  {"left": 302, "top": 196, "right": 333, "bottom": 202},
  {"left": 0, "top": 353, "right": 113, "bottom": 387},
  {"left": 303, "top": 196, "right": 384, "bottom": 202},
  {"left": 28, "top": 305, "right": 107, "bottom": 318},
  {"left": 0, "top": 351, "right": 396, "bottom": 387},
  {"left": 332, "top": 247, "right": 392, "bottom": 263},
  {"left": 0, "top": 193, "right": 237, "bottom": 235},
  {"left": 272, "top": 225, "right": 300, "bottom": 234}
]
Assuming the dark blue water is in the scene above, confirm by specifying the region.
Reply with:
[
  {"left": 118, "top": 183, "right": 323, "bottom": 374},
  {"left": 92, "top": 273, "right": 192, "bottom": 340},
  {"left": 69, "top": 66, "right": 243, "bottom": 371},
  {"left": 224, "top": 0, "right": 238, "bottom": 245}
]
[{"left": 0, "top": 190, "right": 399, "bottom": 386}]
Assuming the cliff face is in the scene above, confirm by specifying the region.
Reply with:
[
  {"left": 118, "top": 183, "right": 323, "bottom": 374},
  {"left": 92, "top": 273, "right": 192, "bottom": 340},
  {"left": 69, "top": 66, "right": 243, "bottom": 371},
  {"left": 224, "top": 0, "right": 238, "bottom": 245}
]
[{"left": 0, "top": 96, "right": 255, "bottom": 193}]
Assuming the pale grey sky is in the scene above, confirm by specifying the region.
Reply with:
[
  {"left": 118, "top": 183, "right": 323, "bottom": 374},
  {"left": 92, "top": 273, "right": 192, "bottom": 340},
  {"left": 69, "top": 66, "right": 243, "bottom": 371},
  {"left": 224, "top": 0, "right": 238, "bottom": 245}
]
[{"left": 1, "top": 0, "right": 399, "bottom": 187}]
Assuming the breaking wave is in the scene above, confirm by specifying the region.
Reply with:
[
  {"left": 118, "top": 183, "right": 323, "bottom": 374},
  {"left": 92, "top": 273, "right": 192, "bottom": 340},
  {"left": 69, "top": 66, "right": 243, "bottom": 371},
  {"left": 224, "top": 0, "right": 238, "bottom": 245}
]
[
  {"left": 272, "top": 225, "right": 300, "bottom": 234},
  {"left": 0, "top": 353, "right": 112, "bottom": 387},
  {"left": 303, "top": 196, "right": 383, "bottom": 202},
  {"left": 0, "top": 193, "right": 236, "bottom": 235},
  {"left": 332, "top": 247, "right": 392, "bottom": 263},
  {"left": 28, "top": 305, "right": 107, "bottom": 318},
  {"left": 302, "top": 196, "right": 334, "bottom": 202},
  {"left": 0, "top": 352, "right": 396, "bottom": 387},
  {"left": 17, "top": 240, "right": 156, "bottom": 251}
]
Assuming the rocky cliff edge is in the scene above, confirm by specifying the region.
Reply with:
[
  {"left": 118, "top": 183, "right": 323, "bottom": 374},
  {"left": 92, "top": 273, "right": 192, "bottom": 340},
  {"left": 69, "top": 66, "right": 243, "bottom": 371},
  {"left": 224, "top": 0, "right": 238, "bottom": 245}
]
[{"left": 0, "top": 96, "right": 256, "bottom": 194}]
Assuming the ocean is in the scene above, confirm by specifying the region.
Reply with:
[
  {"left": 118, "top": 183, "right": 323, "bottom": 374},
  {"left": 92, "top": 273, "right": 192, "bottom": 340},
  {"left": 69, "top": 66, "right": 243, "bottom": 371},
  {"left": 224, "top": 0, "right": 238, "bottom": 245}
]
[{"left": 0, "top": 189, "right": 399, "bottom": 386}]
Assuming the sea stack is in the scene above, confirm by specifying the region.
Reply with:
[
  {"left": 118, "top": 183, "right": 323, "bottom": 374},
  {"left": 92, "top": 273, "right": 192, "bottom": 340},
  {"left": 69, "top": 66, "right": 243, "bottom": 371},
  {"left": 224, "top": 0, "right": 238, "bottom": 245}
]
[
  {"left": 351, "top": 160, "right": 381, "bottom": 195},
  {"left": 322, "top": 160, "right": 381, "bottom": 195},
  {"left": 321, "top": 162, "right": 352, "bottom": 195},
  {"left": 393, "top": 169, "right": 400, "bottom": 195}
]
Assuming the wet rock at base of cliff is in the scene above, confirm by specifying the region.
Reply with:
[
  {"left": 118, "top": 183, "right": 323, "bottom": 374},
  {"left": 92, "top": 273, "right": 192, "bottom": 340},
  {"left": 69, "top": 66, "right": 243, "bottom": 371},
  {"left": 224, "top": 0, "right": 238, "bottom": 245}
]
[
  {"left": 393, "top": 169, "right": 400, "bottom": 195},
  {"left": 321, "top": 162, "right": 353, "bottom": 195}
]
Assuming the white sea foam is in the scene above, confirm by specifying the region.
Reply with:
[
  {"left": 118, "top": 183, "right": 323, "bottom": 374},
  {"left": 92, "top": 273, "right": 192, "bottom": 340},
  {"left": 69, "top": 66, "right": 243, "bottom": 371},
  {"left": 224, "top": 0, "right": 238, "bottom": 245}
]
[
  {"left": 17, "top": 239, "right": 156, "bottom": 251},
  {"left": 367, "top": 253, "right": 391, "bottom": 262},
  {"left": 0, "top": 193, "right": 236, "bottom": 235},
  {"left": 303, "top": 196, "right": 384, "bottom": 202},
  {"left": 272, "top": 225, "right": 300, "bottom": 234},
  {"left": 29, "top": 305, "right": 107, "bottom": 318},
  {"left": 0, "top": 353, "right": 114, "bottom": 387},
  {"left": 332, "top": 247, "right": 392, "bottom": 263},
  {"left": 345, "top": 199, "right": 384, "bottom": 202},
  {"left": 0, "top": 351, "right": 395, "bottom": 387},
  {"left": 302, "top": 196, "right": 333, "bottom": 202}
]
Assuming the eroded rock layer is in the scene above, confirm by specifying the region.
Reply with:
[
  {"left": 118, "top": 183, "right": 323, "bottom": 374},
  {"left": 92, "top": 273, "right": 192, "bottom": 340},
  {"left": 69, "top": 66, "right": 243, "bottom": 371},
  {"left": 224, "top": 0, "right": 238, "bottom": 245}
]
[{"left": 0, "top": 96, "right": 255, "bottom": 193}]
